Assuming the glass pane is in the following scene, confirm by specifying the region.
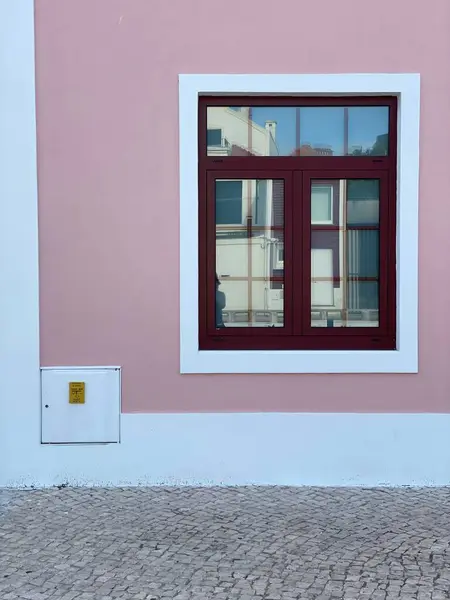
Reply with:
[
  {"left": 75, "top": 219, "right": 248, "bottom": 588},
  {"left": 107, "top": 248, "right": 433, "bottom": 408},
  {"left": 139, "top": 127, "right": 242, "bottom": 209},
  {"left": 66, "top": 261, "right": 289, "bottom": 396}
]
[
  {"left": 207, "top": 106, "right": 296, "bottom": 156},
  {"left": 348, "top": 107, "right": 389, "bottom": 156},
  {"left": 299, "top": 107, "right": 344, "bottom": 156},
  {"left": 310, "top": 179, "right": 380, "bottom": 328},
  {"left": 215, "top": 179, "right": 284, "bottom": 328},
  {"left": 206, "top": 105, "right": 390, "bottom": 157},
  {"left": 347, "top": 179, "right": 380, "bottom": 225}
]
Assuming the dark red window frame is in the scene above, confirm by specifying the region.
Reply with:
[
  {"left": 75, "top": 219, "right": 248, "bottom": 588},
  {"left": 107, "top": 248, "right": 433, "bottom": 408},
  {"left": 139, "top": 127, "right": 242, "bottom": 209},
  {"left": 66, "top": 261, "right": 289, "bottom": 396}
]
[{"left": 199, "top": 96, "right": 397, "bottom": 351}]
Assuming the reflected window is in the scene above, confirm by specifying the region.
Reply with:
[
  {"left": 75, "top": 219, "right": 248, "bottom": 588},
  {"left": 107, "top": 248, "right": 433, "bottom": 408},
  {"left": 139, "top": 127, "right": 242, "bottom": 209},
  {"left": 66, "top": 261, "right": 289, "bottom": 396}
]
[
  {"left": 311, "top": 184, "right": 333, "bottom": 224},
  {"left": 207, "top": 128, "right": 222, "bottom": 147},
  {"left": 216, "top": 180, "right": 243, "bottom": 225},
  {"left": 347, "top": 179, "right": 380, "bottom": 225}
]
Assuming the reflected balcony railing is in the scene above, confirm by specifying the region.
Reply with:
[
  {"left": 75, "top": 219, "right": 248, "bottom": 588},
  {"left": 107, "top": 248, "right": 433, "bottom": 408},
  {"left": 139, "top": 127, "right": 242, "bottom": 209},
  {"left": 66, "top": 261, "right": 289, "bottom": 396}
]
[
  {"left": 311, "top": 309, "right": 379, "bottom": 328},
  {"left": 222, "top": 310, "right": 284, "bottom": 326},
  {"left": 219, "top": 308, "right": 379, "bottom": 328},
  {"left": 207, "top": 137, "right": 232, "bottom": 156}
]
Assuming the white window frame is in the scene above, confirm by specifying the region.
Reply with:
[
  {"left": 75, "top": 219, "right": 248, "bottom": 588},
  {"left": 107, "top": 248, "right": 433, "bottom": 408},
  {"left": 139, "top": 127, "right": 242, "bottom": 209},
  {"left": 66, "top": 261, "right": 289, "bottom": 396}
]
[{"left": 179, "top": 73, "right": 420, "bottom": 374}]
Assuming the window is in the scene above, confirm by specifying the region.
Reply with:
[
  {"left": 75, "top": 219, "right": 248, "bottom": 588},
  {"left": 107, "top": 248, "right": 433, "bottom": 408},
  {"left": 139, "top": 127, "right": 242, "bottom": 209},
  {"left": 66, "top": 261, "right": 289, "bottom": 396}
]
[
  {"left": 207, "top": 128, "right": 222, "bottom": 147},
  {"left": 180, "top": 74, "right": 420, "bottom": 373},
  {"left": 311, "top": 184, "right": 333, "bottom": 224},
  {"left": 215, "top": 180, "right": 243, "bottom": 224},
  {"left": 199, "top": 97, "right": 397, "bottom": 351}
]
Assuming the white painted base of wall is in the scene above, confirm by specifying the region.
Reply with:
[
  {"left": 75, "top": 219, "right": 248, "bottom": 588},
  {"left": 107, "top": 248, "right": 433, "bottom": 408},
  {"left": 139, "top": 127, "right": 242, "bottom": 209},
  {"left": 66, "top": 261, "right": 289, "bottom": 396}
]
[{"left": 1, "top": 413, "right": 450, "bottom": 487}]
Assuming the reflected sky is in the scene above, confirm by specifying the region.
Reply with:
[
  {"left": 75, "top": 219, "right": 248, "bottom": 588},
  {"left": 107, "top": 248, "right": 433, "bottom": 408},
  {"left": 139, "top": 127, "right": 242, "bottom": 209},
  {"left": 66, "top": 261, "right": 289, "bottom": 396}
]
[{"left": 226, "top": 106, "right": 389, "bottom": 155}]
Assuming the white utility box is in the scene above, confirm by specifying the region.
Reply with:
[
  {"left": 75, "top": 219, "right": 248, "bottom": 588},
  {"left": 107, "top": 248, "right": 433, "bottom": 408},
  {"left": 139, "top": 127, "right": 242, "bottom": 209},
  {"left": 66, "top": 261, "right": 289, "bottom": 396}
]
[{"left": 41, "top": 367, "right": 121, "bottom": 444}]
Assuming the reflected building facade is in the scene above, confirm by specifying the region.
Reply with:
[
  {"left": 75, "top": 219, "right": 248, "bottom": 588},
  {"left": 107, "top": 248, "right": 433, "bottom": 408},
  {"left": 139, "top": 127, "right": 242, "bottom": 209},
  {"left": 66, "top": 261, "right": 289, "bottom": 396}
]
[
  {"left": 209, "top": 106, "right": 384, "bottom": 328},
  {"left": 209, "top": 108, "right": 284, "bottom": 326}
]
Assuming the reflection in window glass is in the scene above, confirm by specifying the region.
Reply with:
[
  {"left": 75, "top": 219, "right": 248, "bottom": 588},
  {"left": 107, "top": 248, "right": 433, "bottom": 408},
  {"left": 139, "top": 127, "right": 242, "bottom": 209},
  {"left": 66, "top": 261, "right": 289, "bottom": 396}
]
[
  {"left": 215, "top": 179, "right": 284, "bottom": 328},
  {"left": 310, "top": 179, "right": 380, "bottom": 328},
  {"left": 207, "top": 106, "right": 295, "bottom": 156},
  {"left": 215, "top": 180, "right": 243, "bottom": 225},
  {"left": 207, "top": 128, "right": 222, "bottom": 146},
  {"left": 348, "top": 107, "right": 389, "bottom": 156},
  {"left": 311, "top": 184, "right": 333, "bottom": 223},
  {"left": 347, "top": 180, "right": 380, "bottom": 225},
  {"left": 207, "top": 105, "right": 390, "bottom": 157},
  {"left": 300, "top": 107, "right": 344, "bottom": 156}
]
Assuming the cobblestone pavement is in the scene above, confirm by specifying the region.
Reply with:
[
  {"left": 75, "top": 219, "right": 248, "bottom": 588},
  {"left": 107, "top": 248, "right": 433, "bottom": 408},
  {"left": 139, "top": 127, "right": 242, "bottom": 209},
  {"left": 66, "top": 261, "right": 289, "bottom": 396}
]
[{"left": 1, "top": 487, "right": 450, "bottom": 600}]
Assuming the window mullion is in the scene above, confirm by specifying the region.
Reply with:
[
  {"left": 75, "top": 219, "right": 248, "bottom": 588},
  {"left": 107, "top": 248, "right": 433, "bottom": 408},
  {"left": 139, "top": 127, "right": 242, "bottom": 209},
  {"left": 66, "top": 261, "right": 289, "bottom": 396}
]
[{"left": 292, "top": 171, "right": 305, "bottom": 335}]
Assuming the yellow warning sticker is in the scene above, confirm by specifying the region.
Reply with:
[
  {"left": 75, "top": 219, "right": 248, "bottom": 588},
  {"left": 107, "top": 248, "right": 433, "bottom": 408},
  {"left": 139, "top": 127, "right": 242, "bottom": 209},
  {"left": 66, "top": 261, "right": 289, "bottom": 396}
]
[{"left": 69, "top": 382, "right": 85, "bottom": 404}]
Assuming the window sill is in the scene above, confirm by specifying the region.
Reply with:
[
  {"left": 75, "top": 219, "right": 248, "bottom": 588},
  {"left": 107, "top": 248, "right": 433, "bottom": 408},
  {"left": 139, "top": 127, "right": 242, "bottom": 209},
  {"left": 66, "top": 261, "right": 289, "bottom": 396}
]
[{"left": 181, "top": 348, "right": 418, "bottom": 374}]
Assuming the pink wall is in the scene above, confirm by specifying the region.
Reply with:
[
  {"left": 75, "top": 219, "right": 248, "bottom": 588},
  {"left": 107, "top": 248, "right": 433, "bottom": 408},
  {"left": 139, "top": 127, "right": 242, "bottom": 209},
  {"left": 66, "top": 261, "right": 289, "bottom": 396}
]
[{"left": 35, "top": 0, "right": 450, "bottom": 413}]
